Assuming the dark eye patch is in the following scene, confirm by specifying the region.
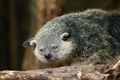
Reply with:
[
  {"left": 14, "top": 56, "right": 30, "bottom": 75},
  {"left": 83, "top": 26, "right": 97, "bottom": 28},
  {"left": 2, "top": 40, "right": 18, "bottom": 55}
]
[
  {"left": 52, "top": 46, "right": 58, "bottom": 49},
  {"left": 39, "top": 49, "right": 44, "bottom": 52}
]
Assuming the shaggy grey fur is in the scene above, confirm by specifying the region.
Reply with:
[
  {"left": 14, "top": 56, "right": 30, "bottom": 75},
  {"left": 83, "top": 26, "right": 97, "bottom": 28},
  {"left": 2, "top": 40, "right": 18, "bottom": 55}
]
[{"left": 23, "top": 9, "right": 120, "bottom": 65}]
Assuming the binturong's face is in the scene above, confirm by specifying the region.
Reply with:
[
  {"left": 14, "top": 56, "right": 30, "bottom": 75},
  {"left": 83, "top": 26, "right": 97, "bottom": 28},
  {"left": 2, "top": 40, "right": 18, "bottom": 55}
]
[{"left": 23, "top": 32, "right": 74, "bottom": 63}]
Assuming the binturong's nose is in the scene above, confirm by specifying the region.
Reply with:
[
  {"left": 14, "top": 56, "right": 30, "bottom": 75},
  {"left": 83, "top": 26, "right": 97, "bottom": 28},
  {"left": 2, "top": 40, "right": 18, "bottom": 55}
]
[{"left": 44, "top": 53, "right": 52, "bottom": 60}]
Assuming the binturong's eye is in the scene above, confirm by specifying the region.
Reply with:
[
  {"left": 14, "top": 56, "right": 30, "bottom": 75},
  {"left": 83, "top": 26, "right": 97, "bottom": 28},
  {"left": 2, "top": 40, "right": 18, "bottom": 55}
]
[
  {"left": 39, "top": 49, "right": 44, "bottom": 52},
  {"left": 51, "top": 44, "right": 58, "bottom": 49},
  {"left": 52, "top": 46, "right": 58, "bottom": 49}
]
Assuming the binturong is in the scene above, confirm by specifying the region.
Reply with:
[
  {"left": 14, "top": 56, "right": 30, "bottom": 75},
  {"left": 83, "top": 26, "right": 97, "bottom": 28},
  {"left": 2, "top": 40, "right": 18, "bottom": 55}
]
[{"left": 23, "top": 9, "right": 120, "bottom": 66}]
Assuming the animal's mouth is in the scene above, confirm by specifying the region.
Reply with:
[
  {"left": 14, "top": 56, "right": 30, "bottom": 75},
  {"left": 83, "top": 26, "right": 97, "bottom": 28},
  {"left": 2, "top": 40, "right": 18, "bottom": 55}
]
[
  {"left": 47, "top": 57, "right": 58, "bottom": 63},
  {"left": 49, "top": 61, "right": 57, "bottom": 68}
]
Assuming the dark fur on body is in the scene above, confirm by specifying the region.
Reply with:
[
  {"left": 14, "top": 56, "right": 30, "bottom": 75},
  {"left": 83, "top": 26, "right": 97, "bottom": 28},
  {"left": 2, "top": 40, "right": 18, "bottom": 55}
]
[{"left": 23, "top": 9, "right": 120, "bottom": 66}]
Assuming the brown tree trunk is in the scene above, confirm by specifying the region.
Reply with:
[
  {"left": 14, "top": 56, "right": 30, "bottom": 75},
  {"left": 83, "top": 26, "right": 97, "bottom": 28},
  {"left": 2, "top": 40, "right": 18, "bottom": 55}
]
[{"left": 22, "top": 0, "right": 67, "bottom": 70}]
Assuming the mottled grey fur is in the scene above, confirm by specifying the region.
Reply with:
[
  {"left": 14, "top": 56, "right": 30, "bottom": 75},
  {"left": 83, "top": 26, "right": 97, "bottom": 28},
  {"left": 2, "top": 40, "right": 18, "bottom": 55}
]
[{"left": 23, "top": 9, "right": 120, "bottom": 65}]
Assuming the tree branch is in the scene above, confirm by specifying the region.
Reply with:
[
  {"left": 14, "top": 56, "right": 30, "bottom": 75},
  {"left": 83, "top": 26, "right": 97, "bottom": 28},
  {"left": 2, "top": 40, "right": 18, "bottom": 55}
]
[{"left": 0, "top": 60, "right": 120, "bottom": 80}]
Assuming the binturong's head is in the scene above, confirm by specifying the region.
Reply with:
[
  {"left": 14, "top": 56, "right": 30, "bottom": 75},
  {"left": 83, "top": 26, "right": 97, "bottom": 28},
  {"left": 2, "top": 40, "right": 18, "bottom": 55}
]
[{"left": 23, "top": 24, "right": 75, "bottom": 64}]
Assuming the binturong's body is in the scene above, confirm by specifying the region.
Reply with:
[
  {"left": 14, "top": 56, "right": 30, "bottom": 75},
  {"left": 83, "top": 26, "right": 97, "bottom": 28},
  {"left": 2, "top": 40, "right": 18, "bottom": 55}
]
[{"left": 23, "top": 9, "right": 120, "bottom": 66}]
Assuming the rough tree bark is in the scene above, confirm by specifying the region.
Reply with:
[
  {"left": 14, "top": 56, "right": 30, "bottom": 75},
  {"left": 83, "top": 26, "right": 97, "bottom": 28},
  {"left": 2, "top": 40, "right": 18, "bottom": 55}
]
[
  {"left": 22, "top": 0, "right": 67, "bottom": 70},
  {"left": 0, "top": 60, "right": 120, "bottom": 80}
]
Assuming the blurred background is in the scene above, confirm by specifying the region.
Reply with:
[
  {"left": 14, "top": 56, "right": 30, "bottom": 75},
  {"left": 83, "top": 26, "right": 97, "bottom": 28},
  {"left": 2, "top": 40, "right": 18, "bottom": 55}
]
[{"left": 0, "top": 0, "right": 120, "bottom": 70}]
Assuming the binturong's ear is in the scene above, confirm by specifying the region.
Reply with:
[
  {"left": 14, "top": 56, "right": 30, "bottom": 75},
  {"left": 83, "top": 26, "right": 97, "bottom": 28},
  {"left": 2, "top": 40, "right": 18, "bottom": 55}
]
[
  {"left": 60, "top": 32, "right": 71, "bottom": 41},
  {"left": 22, "top": 38, "right": 37, "bottom": 48}
]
